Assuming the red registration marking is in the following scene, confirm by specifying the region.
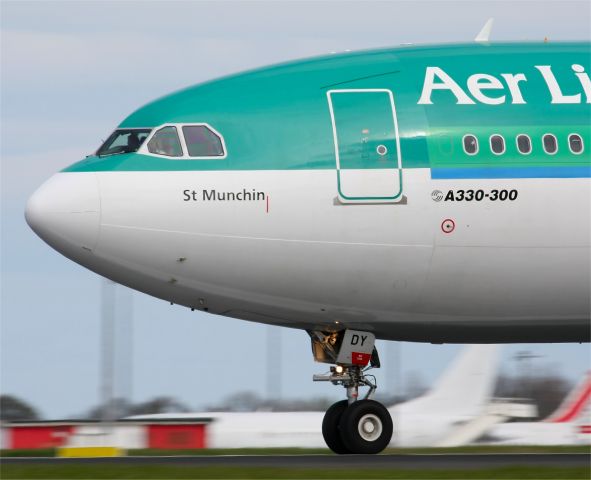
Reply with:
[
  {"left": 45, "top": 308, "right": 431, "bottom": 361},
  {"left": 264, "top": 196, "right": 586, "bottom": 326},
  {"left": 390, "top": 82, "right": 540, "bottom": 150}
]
[
  {"left": 578, "top": 425, "right": 591, "bottom": 434},
  {"left": 352, "top": 352, "right": 371, "bottom": 366}
]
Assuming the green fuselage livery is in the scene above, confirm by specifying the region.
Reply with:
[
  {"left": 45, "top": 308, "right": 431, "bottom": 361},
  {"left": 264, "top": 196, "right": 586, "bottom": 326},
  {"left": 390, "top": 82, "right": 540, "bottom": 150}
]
[{"left": 65, "top": 42, "right": 590, "bottom": 178}]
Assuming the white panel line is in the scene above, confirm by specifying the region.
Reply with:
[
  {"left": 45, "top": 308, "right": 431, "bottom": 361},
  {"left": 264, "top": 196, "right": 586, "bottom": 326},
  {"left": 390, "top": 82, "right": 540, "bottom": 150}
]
[{"left": 100, "top": 223, "right": 432, "bottom": 249}]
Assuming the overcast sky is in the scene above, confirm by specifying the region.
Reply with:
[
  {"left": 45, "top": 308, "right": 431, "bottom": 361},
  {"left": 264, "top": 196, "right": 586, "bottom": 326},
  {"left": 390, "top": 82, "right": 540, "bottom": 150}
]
[{"left": 1, "top": 0, "right": 590, "bottom": 419}]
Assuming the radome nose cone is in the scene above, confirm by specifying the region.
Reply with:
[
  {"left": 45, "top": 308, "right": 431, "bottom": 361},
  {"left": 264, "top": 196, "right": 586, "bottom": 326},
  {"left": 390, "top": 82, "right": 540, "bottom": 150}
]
[{"left": 25, "top": 173, "right": 100, "bottom": 253}]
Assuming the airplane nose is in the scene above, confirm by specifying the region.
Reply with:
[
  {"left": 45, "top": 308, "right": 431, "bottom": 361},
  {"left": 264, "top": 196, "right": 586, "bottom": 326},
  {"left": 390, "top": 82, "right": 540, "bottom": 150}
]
[{"left": 25, "top": 172, "right": 101, "bottom": 254}]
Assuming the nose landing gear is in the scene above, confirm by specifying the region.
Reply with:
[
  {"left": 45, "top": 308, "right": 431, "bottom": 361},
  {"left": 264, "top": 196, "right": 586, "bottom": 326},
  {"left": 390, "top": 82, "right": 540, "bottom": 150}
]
[{"left": 309, "top": 330, "right": 393, "bottom": 454}]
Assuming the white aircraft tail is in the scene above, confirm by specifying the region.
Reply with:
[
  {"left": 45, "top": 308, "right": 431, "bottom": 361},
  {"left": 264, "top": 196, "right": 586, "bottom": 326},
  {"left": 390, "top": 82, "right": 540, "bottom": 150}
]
[
  {"left": 475, "top": 18, "right": 494, "bottom": 42},
  {"left": 544, "top": 371, "right": 591, "bottom": 424},
  {"left": 397, "top": 345, "right": 500, "bottom": 417}
]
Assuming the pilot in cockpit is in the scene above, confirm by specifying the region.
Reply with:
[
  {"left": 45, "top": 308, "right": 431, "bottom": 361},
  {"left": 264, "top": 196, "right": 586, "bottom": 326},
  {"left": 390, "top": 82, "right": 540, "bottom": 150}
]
[{"left": 127, "top": 132, "right": 141, "bottom": 152}]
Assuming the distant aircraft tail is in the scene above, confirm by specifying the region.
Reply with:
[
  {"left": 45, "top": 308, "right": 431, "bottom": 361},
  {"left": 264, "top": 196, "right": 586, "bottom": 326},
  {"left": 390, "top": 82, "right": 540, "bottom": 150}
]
[
  {"left": 544, "top": 371, "right": 591, "bottom": 424},
  {"left": 394, "top": 345, "right": 499, "bottom": 417}
]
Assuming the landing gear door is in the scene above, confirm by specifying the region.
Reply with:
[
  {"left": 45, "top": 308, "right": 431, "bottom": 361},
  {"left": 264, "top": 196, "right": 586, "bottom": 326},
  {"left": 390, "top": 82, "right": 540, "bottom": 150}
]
[
  {"left": 335, "top": 330, "right": 376, "bottom": 367},
  {"left": 327, "top": 89, "right": 403, "bottom": 203}
]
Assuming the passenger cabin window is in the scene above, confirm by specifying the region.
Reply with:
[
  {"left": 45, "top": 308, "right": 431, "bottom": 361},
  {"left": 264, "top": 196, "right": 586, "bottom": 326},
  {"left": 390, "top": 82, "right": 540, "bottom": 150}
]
[
  {"left": 182, "top": 125, "right": 225, "bottom": 157},
  {"left": 543, "top": 134, "right": 558, "bottom": 154},
  {"left": 568, "top": 134, "right": 584, "bottom": 154},
  {"left": 490, "top": 134, "right": 505, "bottom": 155},
  {"left": 463, "top": 135, "right": 478, "bottom": 155},
  {"left": 516, "top": 134, "right": 532, "bottom": 154},
  {"left": 148, "top": 126, "right": 183, "bottom": 157},
  {"left": 97, "top": 129, "right": 151, "bottom": 156}
]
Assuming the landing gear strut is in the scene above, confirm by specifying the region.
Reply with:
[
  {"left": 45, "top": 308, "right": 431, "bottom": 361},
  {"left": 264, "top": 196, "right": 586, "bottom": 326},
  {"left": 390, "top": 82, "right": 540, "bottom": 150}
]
[{"left": 309, "top": 330, "right": 393, "bottom": 454}]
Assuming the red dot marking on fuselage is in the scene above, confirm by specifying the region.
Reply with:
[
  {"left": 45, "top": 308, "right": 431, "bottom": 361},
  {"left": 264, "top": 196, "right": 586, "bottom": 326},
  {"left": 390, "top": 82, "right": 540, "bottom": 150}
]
[{"left": 441, "top": 218, "right": 455, "bottom": 234}]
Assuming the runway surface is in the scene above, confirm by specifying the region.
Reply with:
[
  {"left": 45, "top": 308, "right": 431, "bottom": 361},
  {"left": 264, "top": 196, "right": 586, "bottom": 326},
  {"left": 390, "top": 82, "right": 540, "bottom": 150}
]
[{"left": 3, "top": 453, "right": 589, "bottom": 469}]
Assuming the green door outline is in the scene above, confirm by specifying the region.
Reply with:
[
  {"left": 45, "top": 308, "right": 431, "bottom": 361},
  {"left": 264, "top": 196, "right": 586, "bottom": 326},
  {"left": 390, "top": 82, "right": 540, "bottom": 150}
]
[{"left": 327, "top": 89, "right": 403, "bottom": 202}]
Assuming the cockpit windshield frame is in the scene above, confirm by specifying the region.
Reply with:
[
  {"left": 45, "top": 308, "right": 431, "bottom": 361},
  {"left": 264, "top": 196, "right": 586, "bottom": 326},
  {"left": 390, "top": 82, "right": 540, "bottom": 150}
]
[
  {"left": 96, "top": 128, "right": 152, "bottom": 157},
  {"left": 138, "top": 123, "right": 227, "bottom": 160}
]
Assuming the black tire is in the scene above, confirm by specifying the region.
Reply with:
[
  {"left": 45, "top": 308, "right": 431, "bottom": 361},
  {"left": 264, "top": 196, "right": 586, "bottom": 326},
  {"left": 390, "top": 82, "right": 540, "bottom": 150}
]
[
  {"left": 339, "top": 399, "right": 393, "bottom": 454},
  {"left": 322, "top": 400, "right": 351, "bottom": 454}
]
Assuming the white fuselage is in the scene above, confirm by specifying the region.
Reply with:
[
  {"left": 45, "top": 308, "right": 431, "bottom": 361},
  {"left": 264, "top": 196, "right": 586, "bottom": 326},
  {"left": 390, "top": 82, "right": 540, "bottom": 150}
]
[
  {"left": 483, "top": 421, "right": 590, "bottom": 446},
  {"left": 26, "top": 168, "right": 590, "bottom": 342}
]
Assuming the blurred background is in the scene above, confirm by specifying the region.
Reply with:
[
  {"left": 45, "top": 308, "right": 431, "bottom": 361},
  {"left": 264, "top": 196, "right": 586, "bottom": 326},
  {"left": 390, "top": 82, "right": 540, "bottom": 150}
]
[{"left": 1, "top": 1, "right": 590, "bottom": 435}]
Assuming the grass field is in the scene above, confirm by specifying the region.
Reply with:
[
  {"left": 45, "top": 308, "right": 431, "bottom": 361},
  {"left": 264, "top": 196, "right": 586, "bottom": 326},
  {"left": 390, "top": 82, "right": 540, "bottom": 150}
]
[{"left": 1, "top": 465, "right": 589, "bottom": 479}]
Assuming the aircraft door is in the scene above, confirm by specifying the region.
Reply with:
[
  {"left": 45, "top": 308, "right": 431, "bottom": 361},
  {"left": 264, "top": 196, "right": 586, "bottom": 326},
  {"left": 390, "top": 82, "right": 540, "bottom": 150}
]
[{"left": 327, "top": 89, "right": 402, "bottom": 203}]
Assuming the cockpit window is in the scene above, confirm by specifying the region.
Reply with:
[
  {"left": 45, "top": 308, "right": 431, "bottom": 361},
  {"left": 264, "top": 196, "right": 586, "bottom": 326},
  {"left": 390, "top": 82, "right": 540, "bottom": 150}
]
[
  {"left": 182, "top": 125, "right": 225, "bottom": 157},
  {"left": 97, "top": 129, "right": 151, "bottom": 156},
  {"left": 147, "top": 126, "right": 183, "bottom": 157}
]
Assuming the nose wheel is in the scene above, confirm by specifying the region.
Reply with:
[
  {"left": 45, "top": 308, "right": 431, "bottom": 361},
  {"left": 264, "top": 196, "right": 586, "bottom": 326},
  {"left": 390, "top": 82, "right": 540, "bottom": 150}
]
[
  {"left": 321, "top": 400, "right": 350, "bottom": 454},
  {"left": 310, "top": 329, "right": 394, "bottom": 454},
  {"left": 332, "top": 399, "right": 393, "bottom": 454}
]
